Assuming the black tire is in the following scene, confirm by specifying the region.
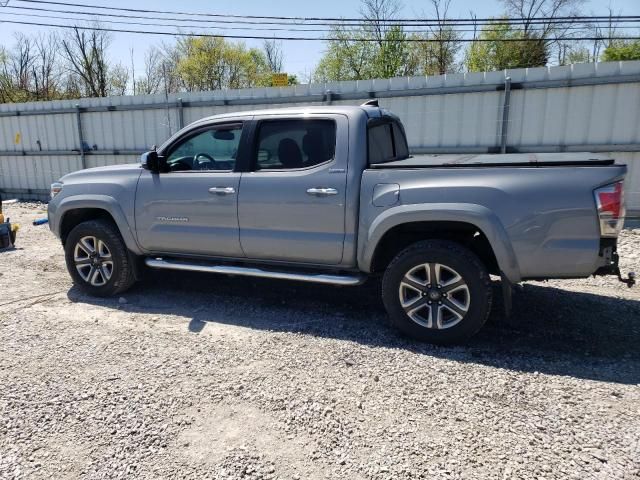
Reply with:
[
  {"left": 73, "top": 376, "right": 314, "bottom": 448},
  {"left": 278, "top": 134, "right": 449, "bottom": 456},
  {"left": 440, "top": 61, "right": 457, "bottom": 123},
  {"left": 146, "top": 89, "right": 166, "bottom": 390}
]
[
  {"left": 382, "top": 240, "right": 492, "bottom": 344},
  {"left": 64, "top": 219, "right": 136, "bottom": 297}
]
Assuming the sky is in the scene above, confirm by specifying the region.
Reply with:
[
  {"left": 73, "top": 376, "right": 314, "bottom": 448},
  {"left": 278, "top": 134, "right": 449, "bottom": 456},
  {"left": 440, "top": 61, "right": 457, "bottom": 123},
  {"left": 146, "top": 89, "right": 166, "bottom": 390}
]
[{"left": 0, "top": 0, "right": 638, "bottom": 82}]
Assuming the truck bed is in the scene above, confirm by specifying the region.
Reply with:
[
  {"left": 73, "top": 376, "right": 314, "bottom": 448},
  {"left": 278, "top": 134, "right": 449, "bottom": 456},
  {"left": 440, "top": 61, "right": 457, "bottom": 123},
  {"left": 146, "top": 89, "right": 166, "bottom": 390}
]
[{"left": 371, "top": 153, "right": 616, "bottom": 169}]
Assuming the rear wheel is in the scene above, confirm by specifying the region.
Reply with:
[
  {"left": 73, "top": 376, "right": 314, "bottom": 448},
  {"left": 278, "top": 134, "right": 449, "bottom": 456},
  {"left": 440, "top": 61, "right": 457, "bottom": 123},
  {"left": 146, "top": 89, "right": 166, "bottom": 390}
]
[
  {"left": 382, "top": 240, "right": 492, "bottom": 344},
  {"left": 64, "top": 219, "right": 136, "bottom": 296}
]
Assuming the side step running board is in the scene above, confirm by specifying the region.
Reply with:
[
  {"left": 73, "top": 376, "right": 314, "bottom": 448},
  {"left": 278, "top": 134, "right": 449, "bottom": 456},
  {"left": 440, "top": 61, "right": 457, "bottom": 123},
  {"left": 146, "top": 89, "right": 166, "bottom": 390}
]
[{"left": 145, "top": 258, "right": 366, "bottom": 286}]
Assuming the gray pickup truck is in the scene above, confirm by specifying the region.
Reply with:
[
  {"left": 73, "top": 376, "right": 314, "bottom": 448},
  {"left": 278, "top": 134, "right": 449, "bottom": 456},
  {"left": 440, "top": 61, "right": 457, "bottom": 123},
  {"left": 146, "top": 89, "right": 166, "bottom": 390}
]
[{"left": 47, "top": 103, "right": 634, "bottom": 343}]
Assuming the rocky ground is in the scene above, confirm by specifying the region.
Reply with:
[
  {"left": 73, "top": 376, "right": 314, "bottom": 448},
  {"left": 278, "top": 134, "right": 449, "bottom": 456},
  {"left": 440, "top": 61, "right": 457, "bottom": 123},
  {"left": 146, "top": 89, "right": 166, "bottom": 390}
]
[{"left": 1, "top": 202, "right": 639, "bottom": 480}]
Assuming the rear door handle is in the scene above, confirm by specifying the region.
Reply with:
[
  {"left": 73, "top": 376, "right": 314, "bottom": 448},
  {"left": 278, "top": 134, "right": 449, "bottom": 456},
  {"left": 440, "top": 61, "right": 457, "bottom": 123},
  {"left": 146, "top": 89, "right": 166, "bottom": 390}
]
[
  {"left": 209, "top": 186, "right": 236, "bottom": 195},
  {"left": 306, "top": 187, "right": 338, "bottom": 197}
]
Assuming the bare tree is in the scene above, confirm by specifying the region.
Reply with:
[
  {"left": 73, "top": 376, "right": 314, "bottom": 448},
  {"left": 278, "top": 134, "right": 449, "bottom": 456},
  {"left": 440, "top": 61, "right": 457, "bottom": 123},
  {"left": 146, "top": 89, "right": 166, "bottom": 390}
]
[
  {"left": 159, "top": 41, "right": 182, "bottom": 94},
  {"left": 501, "top": 0, "right": 584, "bottom": 36},
  {"left": 109, "top": 63, "right": 129, "bottom": 96},
  {"left": 135, "top": 46, "right": 164, "bottom": 95},
  {"left": 263, "top": 39, "right": 284, "bottom": 73},
  {"left": 501, "top": 0, "right": 586, "bottom": 64},
  {"left": 360, "top": 0, "right": 403, "bottom": 46},
  {"left": 61, "top": 26, "right": 111, "bottom": 97},
  {"left": 428, "top": 0, "right": 462, "bottom": 74},
  {"left": 8, "top": 33, "right": 35, "bottom": 95},
  {"left": 32, "top": 33, "right": 60, "bottom": 100}
]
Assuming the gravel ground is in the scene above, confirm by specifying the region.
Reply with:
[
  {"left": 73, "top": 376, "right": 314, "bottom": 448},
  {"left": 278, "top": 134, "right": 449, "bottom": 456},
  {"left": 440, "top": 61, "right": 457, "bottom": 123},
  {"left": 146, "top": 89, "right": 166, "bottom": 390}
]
[{"left": 1, "top": 202, "right": 640, "bottom": 480}]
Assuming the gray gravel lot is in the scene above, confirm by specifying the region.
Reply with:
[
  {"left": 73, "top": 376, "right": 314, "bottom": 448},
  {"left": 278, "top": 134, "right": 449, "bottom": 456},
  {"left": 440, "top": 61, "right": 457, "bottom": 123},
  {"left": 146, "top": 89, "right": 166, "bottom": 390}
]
[{"left": 1, "top": 202, "right": 640, "bottom": 480}]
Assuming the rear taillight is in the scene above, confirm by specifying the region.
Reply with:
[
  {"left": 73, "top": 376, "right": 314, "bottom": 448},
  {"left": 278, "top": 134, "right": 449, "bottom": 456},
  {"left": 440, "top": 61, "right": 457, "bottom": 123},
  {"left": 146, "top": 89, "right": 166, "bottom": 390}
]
[{"left": 594, "top": 181, "right": 625, "bottom": 237}]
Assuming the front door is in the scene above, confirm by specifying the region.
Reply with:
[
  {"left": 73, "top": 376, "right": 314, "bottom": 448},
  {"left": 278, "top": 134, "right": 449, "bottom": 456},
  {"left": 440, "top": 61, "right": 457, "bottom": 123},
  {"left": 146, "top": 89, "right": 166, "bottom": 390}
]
[
  {"left": 237, "top": 116, "right": 348, "bottom": 265},
  {"left": 135, "top": 123, "right": 245, "bottom": 257}
]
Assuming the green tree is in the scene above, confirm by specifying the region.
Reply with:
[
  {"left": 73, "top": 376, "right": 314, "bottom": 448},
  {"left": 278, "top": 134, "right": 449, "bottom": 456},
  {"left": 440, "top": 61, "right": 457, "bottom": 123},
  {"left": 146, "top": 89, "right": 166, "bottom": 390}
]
[
  {"left": 314, "top": 0, "right": 422, "bottom": 81},
  {"left": 602, "top": 40, "right": 640, "bottom": 61},
  {"left": 173, "top": 36, "right": 271, "bottom": 92},
  {"left": 314, "top": 24, "right": 420, "bottom": 81},
  {"left": 466, "top": 20, "right": 548, "bottom": 72},
  {"left": 314, "top": 26, "right": 377, "bottom": 81}
]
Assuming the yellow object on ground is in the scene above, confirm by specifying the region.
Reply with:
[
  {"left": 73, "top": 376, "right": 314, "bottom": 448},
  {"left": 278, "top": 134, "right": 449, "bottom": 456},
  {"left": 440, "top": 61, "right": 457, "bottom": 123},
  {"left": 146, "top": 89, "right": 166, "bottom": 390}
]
[{"left": 10, "top": 223, "right": 18, "bottom": 244}]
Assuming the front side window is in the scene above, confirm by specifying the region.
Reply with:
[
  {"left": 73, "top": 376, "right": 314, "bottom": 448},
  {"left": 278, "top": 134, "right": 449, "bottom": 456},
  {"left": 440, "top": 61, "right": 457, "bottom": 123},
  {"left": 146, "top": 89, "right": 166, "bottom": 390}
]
[
  {"left": 166, "top": 124, "right": 242, "bottom": 172},
  {"left": 254, "top": 119, "right": 336, "bottom": 170}
]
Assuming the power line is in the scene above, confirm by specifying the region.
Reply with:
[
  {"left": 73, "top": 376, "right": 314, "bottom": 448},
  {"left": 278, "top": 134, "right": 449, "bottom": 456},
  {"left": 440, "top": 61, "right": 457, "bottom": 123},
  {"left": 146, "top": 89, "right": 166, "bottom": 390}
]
[
  {"left": 12, "top": 0, "right": 640, "bottom": 27},
  {"left": 7, "top": 3, "right": 640, "bottom": 34},
  {"left": 1, "top": 19, "right": 638, "bottom": 43},
  {"left": 11, "top": 4, "right": 464, "bottom": 28},
  {"left": 4, "top": 8, "right": 638, "bottom": 36}
]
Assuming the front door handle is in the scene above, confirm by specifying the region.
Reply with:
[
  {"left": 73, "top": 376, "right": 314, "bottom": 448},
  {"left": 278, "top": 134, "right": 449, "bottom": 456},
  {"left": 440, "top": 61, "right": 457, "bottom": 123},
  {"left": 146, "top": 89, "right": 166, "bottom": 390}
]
[
  {"left": 306, "top": 187, "right": 338, "bottom": 197},
  {"left": 209, "top": 186, "right": 236, "bottom": 195}
]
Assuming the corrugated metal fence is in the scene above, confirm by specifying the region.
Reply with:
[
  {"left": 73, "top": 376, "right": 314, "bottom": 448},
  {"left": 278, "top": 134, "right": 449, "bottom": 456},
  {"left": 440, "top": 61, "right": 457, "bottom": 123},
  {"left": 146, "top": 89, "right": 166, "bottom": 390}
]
[{"left": 0, "top": 60, "right": 639, "bottom": 214}]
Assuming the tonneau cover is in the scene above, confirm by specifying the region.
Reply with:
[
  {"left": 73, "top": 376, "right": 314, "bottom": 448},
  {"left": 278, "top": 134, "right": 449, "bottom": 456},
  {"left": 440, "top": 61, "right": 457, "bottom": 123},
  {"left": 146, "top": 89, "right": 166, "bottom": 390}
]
[{"left": 371, "top": 152, "right": 616, "bottom": 169}]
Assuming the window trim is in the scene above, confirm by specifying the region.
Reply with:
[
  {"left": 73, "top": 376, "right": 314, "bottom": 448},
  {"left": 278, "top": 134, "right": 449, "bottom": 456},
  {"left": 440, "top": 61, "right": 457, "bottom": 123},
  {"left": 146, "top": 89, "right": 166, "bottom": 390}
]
[
  {"left": 250, "top": 118, "right": 338, "bottom": 173},
  {"left": 161, "top": 121, "right": 245, "bottom": 174}
]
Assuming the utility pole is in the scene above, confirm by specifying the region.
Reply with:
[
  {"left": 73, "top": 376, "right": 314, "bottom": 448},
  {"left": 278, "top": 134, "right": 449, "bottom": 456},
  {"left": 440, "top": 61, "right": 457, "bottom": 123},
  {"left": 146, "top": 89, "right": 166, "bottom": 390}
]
[{"left": 130, "top": 48, "right": 136, "bottom": 96}]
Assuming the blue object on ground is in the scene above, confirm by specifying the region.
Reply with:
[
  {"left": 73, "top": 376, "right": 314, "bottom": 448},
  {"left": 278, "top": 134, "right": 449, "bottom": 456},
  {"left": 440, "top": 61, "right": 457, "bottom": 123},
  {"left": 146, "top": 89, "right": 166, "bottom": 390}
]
[{"left": 33, "top": 218, "right": 48, "bottom": 226}]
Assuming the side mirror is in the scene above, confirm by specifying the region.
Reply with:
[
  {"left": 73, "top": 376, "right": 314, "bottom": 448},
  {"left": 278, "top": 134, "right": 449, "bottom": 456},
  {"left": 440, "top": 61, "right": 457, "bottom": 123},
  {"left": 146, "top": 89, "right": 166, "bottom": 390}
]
[{"left": 141, "top": 151, "right": 162, "bottom": 172}]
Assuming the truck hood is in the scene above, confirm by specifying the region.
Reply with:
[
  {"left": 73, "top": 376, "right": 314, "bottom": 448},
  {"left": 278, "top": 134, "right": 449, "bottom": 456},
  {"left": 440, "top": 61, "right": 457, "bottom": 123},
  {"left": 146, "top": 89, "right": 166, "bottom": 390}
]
[{"left": 60, "top": 163, "right": 143, "bottom": 183}]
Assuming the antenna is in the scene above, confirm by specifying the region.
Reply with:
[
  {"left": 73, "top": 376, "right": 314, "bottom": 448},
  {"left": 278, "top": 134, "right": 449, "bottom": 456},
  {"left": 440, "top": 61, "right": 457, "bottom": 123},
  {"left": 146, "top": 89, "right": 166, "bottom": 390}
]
[{"left": 361, "top": 99, "right": 379, "bottom": 107}]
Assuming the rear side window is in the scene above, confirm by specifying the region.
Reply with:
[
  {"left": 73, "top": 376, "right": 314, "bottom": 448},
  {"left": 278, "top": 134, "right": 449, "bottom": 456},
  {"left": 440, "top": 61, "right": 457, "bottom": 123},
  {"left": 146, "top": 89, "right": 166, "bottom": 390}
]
[
  {"left": 368, "top": 119, "right": 409, "bottom": 164},
  {"left": 392, "top": 123, "right": 409, "bottom": 159},
  {"left": 255, "top": 119, "right": 336, "bottom": 170},
  {"left": 368, "top": 124, "right": 394, "bottom": 164}
]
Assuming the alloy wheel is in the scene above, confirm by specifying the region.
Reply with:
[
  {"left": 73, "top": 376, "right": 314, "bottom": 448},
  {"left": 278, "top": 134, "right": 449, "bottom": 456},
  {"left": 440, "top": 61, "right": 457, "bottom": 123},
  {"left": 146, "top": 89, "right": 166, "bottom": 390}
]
[
  {"left": 398, "top": 263, "right": 471, "bottom": 330},
  {"left": 73, "top": 236, "right": 114, "bottom": 287}
]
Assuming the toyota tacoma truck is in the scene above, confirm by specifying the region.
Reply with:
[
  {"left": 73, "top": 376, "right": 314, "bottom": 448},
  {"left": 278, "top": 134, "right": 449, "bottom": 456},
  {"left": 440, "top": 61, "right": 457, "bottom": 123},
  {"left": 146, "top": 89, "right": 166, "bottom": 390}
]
[{"left": 47, "top": 103, "right": 634, "bottom": 344}]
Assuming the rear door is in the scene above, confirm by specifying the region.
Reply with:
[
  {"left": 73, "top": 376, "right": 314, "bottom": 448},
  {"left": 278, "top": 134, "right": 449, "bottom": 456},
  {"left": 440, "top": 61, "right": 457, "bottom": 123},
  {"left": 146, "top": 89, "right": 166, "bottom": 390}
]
[{"left": 237, "top": 115, "right": 348, "bottom": 264}]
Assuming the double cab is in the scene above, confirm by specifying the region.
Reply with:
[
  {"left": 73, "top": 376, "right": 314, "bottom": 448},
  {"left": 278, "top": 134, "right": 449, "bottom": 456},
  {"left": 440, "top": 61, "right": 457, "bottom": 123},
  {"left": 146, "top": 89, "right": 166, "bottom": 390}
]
[{"left": 48, "top": 104, "right": 633, "bottom": 343}]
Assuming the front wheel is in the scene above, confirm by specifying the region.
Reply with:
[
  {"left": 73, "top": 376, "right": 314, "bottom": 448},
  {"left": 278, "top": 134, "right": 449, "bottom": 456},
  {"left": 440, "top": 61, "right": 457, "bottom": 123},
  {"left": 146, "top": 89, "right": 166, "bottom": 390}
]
[
  {"left": 382, "top": 240, "right": 492, "bottom": 344},
  {"left": 64, "top": 219, "right": 136, "bottom": 297}
]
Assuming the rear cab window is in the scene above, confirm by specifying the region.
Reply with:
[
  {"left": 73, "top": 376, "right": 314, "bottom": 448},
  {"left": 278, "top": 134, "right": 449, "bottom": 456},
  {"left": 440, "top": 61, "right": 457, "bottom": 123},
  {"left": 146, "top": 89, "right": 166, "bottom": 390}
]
[
  {"left": 368, "top": 117, "right": 410, "bottom": 165},
  {"left": 254, "top": 119, "right": 336, "bottom": 170}
]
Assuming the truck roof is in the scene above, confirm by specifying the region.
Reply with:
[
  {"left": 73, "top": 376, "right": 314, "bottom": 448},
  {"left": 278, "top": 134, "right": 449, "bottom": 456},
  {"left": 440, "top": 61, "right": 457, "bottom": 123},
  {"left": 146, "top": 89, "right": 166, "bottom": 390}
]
[{"left": 192, "top": 104, "right": 387, "bottom": 124}]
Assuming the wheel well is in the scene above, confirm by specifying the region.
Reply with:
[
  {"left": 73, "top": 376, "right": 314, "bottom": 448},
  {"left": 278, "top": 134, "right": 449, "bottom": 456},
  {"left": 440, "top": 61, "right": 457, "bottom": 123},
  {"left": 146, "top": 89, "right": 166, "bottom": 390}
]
[
  {"left": 371, "top": 221, "right": 500, "bottom": 275},
  {"left": 60, "top": 208, "right": 117, "bottom": 245}
]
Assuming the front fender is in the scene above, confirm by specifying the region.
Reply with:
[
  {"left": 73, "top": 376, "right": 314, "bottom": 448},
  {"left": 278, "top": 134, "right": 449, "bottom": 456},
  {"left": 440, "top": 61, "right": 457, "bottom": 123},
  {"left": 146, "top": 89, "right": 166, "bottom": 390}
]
[
  {"left": 50, "top": 195, "right": 142, "bottom": 255},
  {"left": 358, "top": 203, "right": 521, "bottom": 283}
]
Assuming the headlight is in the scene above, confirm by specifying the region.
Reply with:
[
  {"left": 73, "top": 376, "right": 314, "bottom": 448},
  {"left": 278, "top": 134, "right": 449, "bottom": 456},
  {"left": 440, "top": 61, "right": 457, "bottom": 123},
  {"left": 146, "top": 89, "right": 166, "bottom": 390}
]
[{"left": 50, "top": 182, "right": 63, "bottom": 199}]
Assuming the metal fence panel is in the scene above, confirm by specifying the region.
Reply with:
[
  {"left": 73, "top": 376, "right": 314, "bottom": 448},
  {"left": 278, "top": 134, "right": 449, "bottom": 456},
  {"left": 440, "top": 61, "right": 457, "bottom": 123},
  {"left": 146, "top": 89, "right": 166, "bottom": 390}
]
[{"left": 0, "top": 61, "right": 639, "bottom": 214}]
